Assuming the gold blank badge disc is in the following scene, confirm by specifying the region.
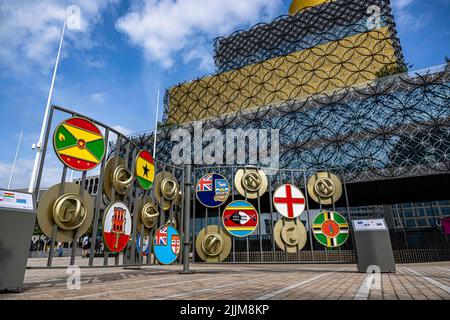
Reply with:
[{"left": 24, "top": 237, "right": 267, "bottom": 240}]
[
  {"left": 103, "top": 156, "right": 134, "bottom": 201},
  {"left": 235, "top": 167, "right": 268, "bottom": 199},
  {"left": 307, "top": 172, "right": 342, "bottom": 205},
  {"left": 196, "top": 225, "right": 232, "bottom": 263},
  {"left": 154, "top": 171, "right": 179, "bottom": 211},
  {"left": 136, "top": 197, "right": 160, "bottom": 233},
  {"left": 37, "top": 182, "right": 94, "bottom": 242},
  {"left": 274, "top": 219, "right": 307, "bottom": 253}
]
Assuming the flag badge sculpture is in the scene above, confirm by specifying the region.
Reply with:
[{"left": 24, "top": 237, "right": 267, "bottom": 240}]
[
  {"left": 222, "top": 201, "right": 259, "bottom": 237},
  {"left": 102, "top": 202, "right": 132, "bottom": 252},
  {"left": 136, "top": 233, "right": 150, "bottom": 254},
  {"left": 53, "top": 117, "right": 105, "bottom": 171},
  {"left": 154, "top": 225, "right": 181, "bottom": 265},
  {"left": 273, "top": 184, "right": 306, "bottom": 219},
  {"left": 135, "top": 150, "right": 155, "bottom": 190},
  {"left": 313, "top": 211, "right": 349, "bottom": 248},
  {"left": 196, "top": 173, "right": 230, "bottom": 208}
]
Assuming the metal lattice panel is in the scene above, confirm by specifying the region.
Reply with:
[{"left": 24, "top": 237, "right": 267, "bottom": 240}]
[{"left": 213, "top": 0, "right": 404, "bottom": 73}]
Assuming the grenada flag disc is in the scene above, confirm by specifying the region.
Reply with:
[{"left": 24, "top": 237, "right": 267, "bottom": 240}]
[
  {"left": 53, "top": 117, "right": 105, "bottom": 171},
  {"left": 136, "top": 150, "right": 155, "bottom": 190}
]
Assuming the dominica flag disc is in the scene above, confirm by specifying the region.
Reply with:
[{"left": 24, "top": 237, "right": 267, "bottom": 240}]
[
  {"left": 222, "top": 200, "right": 259, "bottom": 238},
  {"left": 136, "top": 150, "right": 155, "bottom": 190},
  {"left": 53, "top": 117, "right": 105, "bottom": 171},
  {"left": 313, "top": 211, "right": 349, "bottom": 248}
]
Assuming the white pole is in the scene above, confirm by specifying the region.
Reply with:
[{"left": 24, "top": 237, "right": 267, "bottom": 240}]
[
  {"left": 8, "top": 129, "right": 24, "bottom": 190},
  {"left": 152, "top": 90, "right": 160, "bottom": 159},
  {"left": 28, "top": 22, "right": 66, "bottom": 193}
]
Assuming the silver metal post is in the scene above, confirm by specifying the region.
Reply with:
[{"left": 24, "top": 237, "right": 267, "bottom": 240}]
[
  {"left": 180, "top": 164, "right": 195, "bottom": 274},
  {"left": 29, "top": 22, "right": 66, "bottom": 193}
]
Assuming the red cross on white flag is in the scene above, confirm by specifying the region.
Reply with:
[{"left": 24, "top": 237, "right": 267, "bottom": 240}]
[{"left": 273, "top": 184, "right": 306, "bottom": 219}]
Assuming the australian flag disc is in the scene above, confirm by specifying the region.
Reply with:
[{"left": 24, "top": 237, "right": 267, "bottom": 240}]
[
  {"left": 196, "top": 173, "right": 230, "bottom": 208},
  {"left": 154, "top": 225, "right": 181, "bottom": 265}
]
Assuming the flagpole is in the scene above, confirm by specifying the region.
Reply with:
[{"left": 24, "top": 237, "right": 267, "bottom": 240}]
[
  {"left": 8, "top": 129, "right": 23, "bottom": 190},
  {"left": 152, "top": 90, "right": 160, "bottom": 159},
  {"left": 28, "top": 21, "right": 66, "bottom": 193}
]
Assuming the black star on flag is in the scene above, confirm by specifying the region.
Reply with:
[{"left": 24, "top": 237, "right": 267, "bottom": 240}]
[{"left": 143, "top": 164, "right": 149, "bottom": 177}]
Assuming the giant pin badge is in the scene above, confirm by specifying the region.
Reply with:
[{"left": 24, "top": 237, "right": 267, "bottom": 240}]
[
  {"left": 136, "top": 233, "right": 150, "bottom": 254},
  {"left": 222, "top": 200, "right": 259, "bottom": 238},
  {"left": 307, "top": 172, "right": 342, "bottom": 205},
  {"left": 135, "top": 150, "right": 155, "bottom": 191},
  {"left": 154, "top": 171, "right": 179, "bottom": 211},
  {"left": 136, "top": 198, "right": 160, "bottom": 233},
  {"left": 235, "top": 167, "right": 268, "bottom": 199},
  {"left": 103, "top": 156, "right": 134, "bottom": 201},
  {"left": 274, "top": 218, "right": 307, "bottom": 253},
  {"left": 313, "top": 211, "right": 349, "bottom": 248},
  {"left": 53, "top": 117, "right": 105, "bottom": 171},
  {"left": 196, "top": 173, "right": 230, "bottom": 208},
  {"left": 102, "top": 201, "right": 132, "bottom": 252},
  {"left": 37, "top": 182, "right": 94, "bottom": 242},
  {"left": 196, "top": 225, "right": 231, "bottom": 263},
  {"left": 154, "top": 225, "right": 181, "bottom": 265},
  {"left": 273, "top": 184, "right": 306, "bottom": 219}
]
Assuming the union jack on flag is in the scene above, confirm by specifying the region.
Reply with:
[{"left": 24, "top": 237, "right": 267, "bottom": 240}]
[
  {"left": 155, "top": 226, "right": 168, "bottom": 246},
  {"left": 197, "top": 174, "right": 213, "bottom": 192}
]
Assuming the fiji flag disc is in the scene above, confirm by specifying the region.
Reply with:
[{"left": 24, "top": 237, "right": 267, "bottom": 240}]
[
  {"left": 222, "top": 201, "right": 259, "bottom": 238},
  {"left": 154, "top": 225, "right": 181, "bottom": 265},
  {"left": 196, "top": 173, "right": 230, "bottom": 208},
  {"left": 136, "top": 150, "right": 155, "bottom": 190},
  {"left": 53, "top": 117, "right": 105, "bottom": 171},
  {"left": 313, "top": 211, "right": 349, "bottom": 248}
]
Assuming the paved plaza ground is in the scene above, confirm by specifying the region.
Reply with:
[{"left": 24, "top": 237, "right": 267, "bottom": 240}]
[{"left": 1, "top": 258, "right": 449, "bottom": 300}]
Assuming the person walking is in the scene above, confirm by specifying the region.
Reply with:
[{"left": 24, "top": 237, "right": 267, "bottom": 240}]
[{"left": 82, "top": 235, "right": 89, "bottom": 258}]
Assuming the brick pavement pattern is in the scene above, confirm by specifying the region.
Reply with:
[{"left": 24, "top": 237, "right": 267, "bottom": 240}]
[{"left": 1, "top": 259, "right": 449, "bottom": 300}]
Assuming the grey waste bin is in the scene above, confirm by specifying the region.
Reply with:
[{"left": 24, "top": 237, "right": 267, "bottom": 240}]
[
  {"left": 351, "top": 218, "right": 396, "bottom": 273},
  {"left": 0, "top": 189, "right": 36, "bottom": 292}
]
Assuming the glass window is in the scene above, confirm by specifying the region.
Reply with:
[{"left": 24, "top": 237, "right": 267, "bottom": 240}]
[
  {"left": 402, "top": 203, "right": 413, "bottom": 209},
  {"left": 417, "top": 219, "right": 428, "bottom": 227},
  {"left": 405, "top": 219, "right": 416, "bottom": 228},
  {"left": 440, "top": 207, "right": 450, "bottom": 216},
  {"left": 417, "top": 208, "right": 426, "bottom": 217},
  {"left": 426, "top": 208, "right": 436, "bottom": 217},
  {"left": 403, "top": 209, "right": 414, "bottom": 218}
]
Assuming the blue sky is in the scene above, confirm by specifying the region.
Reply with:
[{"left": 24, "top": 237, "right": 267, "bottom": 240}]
[{"left": 0, "top": 0, "right": 449, "bottom": 189}]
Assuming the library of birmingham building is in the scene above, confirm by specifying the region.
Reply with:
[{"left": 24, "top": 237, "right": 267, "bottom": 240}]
[{"left": 89, "top": 0, "right": 449, "bottom": 263}]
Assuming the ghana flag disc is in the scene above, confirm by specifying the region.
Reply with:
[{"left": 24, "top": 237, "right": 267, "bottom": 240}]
[
  {"left": 313, "top": 211, "right": 349, "bottom": 248},
  {"left": 54, "top": 117, "right": 105, "bottom": 171},
  {"left": 136, "top": 150, "right": 155, "bottom": 190},
  {"left": 222, "top": 201, "right": 259, "bottom": 238}
]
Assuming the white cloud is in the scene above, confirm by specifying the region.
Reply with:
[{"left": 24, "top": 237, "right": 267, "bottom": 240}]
[
  {"left": 116, "top": 0, "right": 282, "bottom": 69},
  {"left": 0, "top": 0, "right": 116, "bottom": 76},
  {"left": 391, "top": 0, "right": 430, "bottom": 31},
  {"left": 91, "top": 92, "right": 107, "bottom": 104},
  {"left": 112, "top": 125, "right": 133, "bottom": 136},
  {"left": 0, "top": 157, "right": 64, "bottom": 190}
]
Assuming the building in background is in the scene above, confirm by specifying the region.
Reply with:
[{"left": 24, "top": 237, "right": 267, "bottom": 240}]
[{"left": 80, "top": 0, "right": 450, "bottom": 263}]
